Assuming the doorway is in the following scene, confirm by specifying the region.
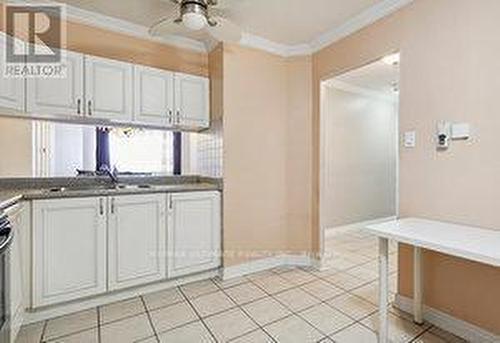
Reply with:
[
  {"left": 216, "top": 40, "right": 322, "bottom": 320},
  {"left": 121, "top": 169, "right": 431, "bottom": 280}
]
[{"left": 319, "top": 54, "right": 400, "bottom": 293}]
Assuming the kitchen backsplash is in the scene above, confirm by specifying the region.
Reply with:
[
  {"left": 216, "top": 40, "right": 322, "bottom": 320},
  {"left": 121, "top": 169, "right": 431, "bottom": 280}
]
[{"left": 194, "top": 117, "right": 223, "bottom": 178}]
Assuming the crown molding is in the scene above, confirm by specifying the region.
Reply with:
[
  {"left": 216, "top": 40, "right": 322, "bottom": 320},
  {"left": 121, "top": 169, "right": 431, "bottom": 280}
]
[
  {"left": 7, "top": 0, "right": 413, "bottom": 57},
  {"left": 310, "top": 0, "right": 414, "bottom": 52},
  {"left": 239, "top": 33, "right": 312, "bottom": 57}
]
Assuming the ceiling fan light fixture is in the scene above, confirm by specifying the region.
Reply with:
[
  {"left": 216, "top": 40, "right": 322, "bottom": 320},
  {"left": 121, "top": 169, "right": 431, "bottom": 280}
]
[
  {"left": 183, "top": 12, "right": 207, "bottom": 30},
  {"left": 180, "top": 1, "right": 209, "bottom": 31}
]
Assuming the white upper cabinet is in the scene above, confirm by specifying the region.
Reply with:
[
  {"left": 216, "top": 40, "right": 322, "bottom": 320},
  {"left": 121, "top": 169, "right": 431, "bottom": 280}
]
[
  {"left": 167, "top": 191, "right": 221, "bottom": 278},
  {"left": 85, "top": 55, "right": 133, "bottom": 122},
  {"left": 108, "top": 194, "right": 167, "bottom": 291},
  {"left": 134, "top": 65, "right": 175, "bottom": 126},
  {"left": 174, "top": 73, "right": 210, "bottom": 128},
  {"left": 3, "top": 40, "right": 210, "bottom": 130},
  {"left": 32, "top": 197, "right": 107, "bottom": 307},
  {"left": 27, "top": 50, "right": 84, "bottom": 118},
  {"left": 0, "top": 34, "right": 25, "bottom": 112}
]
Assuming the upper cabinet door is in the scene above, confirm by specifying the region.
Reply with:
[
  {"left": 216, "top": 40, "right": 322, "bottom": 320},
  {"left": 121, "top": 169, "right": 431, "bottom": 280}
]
[
  {"left": 85, "top": 55, "right": 133, "bottom": 122},
  {"left": 134, "top": 65, "right": 174, "bottom": 126},
  {"left": 0, "top": 34, "right": 25, "bottom": 112},
  {"left": 174, "top": 73, "right": 210, "bottom": 128},
  {"left": 108, "top": 194, "right": 167, "bottom": 291},
  {"left": 26, "top": 49, "right": 84, "bottom": 118},
  {"left": 167, "top": 191, "right": 221, "bottom": 278}
]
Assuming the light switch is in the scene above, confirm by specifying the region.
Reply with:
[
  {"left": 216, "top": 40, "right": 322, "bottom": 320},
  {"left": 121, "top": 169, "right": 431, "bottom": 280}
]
[{"left": 403, "top": 131, "right": 416, "bottom": 148}]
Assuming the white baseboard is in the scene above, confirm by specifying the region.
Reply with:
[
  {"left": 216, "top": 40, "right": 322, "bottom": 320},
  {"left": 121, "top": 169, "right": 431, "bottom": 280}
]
[
  {"left": 394, "top": 294, "right": 499, "bottom": 343},
  {"left": 23, "top": 270, "right": 218, "bottom": 324},
  {"left": 325, "top": 216, "right": 397, "bottom": 238},
  {"left": 221, "top": 254, "right": 316, "bottom": 280}
]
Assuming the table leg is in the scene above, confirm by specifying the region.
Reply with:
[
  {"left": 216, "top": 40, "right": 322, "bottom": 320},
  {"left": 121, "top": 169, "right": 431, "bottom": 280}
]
[
  {"left": 379, "top": 237, "right": 389, "bottom": 343},
  {"left": 414, "top": 246, "right": 424, "bottom": 325}
]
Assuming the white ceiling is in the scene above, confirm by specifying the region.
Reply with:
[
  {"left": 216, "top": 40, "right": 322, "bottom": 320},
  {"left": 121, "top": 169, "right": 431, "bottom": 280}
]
[
  {"left": 51, "top": 0, "right": 412, "bottom": 54},
  {"left": 327, "top": 56, "right": 400, "bottom": 99}
]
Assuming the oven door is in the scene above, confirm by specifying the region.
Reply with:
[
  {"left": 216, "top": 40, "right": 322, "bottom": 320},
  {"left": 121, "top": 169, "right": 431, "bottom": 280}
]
[{"left": 0, "top": 220, "right": 12, "bottom": 343}]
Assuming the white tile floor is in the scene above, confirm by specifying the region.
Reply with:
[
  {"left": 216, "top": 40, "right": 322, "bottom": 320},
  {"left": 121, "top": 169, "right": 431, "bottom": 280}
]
[{"left": 16, "top": 228, "right": 468, "bottom": 343}]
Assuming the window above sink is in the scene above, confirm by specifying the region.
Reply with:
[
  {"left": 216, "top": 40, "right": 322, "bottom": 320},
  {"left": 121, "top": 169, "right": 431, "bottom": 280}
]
[{"left": 32, "top": 121, "right": 187, "bottom": 178}]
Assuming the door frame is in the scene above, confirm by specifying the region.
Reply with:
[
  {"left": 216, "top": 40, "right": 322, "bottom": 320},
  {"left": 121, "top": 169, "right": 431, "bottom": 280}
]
[{"left": 318, "top": 52, "right": 402, "bottom": 265}]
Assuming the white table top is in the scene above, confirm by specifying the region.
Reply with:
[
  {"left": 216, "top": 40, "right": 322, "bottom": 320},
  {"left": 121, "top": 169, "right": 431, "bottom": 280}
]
[{"left": 364, "top": 218, "right": 500, "bottom": 267}]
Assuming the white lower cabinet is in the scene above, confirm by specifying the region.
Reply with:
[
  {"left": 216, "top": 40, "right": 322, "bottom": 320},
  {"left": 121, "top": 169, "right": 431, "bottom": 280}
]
[
  {"left": 167, "top": 192, "right": 221, "bottom": 278},
  {"left": 7, "top": 203, "right": 29, "bottom": 342},
  {"left": 108, "top": 194, "right": 167, "bottom": 291},
  {"left": 31, "top": 191, "right": 220, "bottom": 307},
  {"left": 32, "top": 197, "right": 107, "bottom": 307}
]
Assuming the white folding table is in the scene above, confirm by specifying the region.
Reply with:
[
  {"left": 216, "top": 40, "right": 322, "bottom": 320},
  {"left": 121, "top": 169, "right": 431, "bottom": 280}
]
[{"left": 364, "top": 218, "right": 500, "bottom": 343}]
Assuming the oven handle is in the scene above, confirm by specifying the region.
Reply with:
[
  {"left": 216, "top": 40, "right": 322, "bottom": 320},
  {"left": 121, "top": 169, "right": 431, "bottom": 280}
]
[{"left": 0, "top": 226, "right": 12, "bottom": 254}]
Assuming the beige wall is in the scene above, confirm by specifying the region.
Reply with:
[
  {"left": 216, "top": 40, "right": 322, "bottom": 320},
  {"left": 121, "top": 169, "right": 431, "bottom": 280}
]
[
  {"left": 313, "top": 0, "right": 500, "bottom": 334},
  {"left": 222, "top": 44, "right": 313, "bottom": 266},
  {"left": 0, "top": 117, "right": 32, "bottom": 176},
  {"left": 321, "top": 86, "right": 397, "bottom": 228}
]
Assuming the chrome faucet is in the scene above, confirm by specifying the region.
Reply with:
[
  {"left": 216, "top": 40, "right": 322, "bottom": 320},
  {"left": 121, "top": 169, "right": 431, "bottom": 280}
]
[{"left": 99, "top": 165, "right": 119, "bottom": 184}]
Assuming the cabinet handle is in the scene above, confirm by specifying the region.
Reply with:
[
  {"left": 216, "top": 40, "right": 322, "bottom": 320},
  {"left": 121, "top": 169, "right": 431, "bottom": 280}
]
[
  {"left": 111, "top": 197, "right": 115, "bottom": 214},
  {"left": 168, "top": 110, "right": 173, "bottom": 125},
  {"left": 168, "top": 195, "right": 173, "bottom": 210},
  {"left": 77, "top": 98, "right": 81, "bottom": 115},
  {"left": 88, "top": 100, "right": 92, "bottom": 116},
  {"left": 99, "top": 198, "right": 104, "bottom": 215},
  {"left": 176, "top": 110, "right": 181, "bottom": 125}
]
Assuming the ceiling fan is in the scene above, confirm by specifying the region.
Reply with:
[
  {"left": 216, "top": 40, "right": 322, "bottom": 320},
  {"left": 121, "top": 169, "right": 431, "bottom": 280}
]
[{"left": 149, "top": 0, "right": 242, "bottom": 43}]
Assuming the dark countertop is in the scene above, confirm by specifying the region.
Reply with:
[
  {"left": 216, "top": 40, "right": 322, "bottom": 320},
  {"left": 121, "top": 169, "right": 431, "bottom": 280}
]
[{"left": 0, "top": 176, "right": 222, "bottom": 211}]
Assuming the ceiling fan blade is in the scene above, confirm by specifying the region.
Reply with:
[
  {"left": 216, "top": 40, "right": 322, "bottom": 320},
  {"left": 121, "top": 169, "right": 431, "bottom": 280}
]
[
  {"left": 149, "top": 17, "right": 189, "bottom": 37},
  {"left": 206, "top": 16, "right": 242, "bottom": 43}
]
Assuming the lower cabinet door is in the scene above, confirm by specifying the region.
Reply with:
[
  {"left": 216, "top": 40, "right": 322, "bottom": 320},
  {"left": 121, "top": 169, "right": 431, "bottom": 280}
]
[
  {"left": 108, "top": 194, "right": 167, "bottom": 291},
  {"left": 32, "top": 197, "right": 107, "bottom": 307},
  {"left": 7, "top": 203, "right": 28, "bottom": 341},
  {"left": 167, "top": 191, "right": 221, "bottom": 278}
]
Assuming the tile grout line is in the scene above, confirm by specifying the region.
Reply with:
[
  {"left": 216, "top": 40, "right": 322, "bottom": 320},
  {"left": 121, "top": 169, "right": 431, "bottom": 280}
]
[
  {"left": 41, "top": 324, "right": 101, "bottom": 342},
  {"left": 177, "top": 284, "right": 220, "bottom": 343},
  {"left": 409, "top": 325, "right": 434, "bottom": 343},
  {"left": 139, "top": 295, "right": 160, "bottom": 343},
  {"left": 96, "top": 306, "right": 102, "bottom": 343},
  {"left": 39, "top": 320, "right": 48, "bottom": 343}
]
